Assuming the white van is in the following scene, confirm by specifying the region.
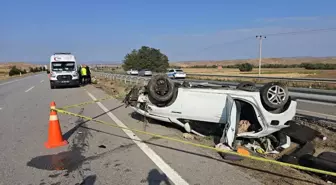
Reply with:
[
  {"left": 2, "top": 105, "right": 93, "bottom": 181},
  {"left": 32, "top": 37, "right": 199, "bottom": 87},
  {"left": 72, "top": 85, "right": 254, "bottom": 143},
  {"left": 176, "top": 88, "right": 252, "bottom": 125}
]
[{"left": 49, "top": 53, "right": 80, "bottom": 89}]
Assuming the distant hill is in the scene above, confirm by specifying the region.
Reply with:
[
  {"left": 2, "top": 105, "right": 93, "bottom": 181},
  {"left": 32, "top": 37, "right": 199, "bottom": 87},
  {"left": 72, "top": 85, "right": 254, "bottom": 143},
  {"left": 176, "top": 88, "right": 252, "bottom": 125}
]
[{"left": 170, "top": 57, "right": 336, "bottom": 67}]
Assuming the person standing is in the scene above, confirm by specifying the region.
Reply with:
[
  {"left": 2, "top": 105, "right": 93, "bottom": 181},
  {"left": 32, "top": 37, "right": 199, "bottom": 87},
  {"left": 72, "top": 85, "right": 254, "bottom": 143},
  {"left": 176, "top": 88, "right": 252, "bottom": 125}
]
[
  {"left": 77, "top": 65, "right": 82, "bottom": 85},
  {"left": 86, "top": 65, "right": 91, "bottom": 84},
  {"left": 81, "top": 65, "right": 87, "bottom": 85}
]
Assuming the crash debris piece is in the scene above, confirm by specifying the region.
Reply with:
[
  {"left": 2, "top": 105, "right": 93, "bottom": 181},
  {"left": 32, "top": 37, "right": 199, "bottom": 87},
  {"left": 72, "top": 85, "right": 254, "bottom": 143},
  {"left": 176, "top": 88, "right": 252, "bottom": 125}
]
[{"left": 182, "top": 133, "right": 195, "bottom": 140}]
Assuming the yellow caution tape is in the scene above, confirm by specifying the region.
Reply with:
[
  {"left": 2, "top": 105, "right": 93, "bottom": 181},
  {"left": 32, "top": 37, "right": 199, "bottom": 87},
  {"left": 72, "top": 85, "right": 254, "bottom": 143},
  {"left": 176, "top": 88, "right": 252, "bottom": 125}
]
[
  {"left": 59, "top": 96, "right": 114, "bottom": 110},
  {"left": 52, "top": 107, "right": 336, "bottom": 177}
]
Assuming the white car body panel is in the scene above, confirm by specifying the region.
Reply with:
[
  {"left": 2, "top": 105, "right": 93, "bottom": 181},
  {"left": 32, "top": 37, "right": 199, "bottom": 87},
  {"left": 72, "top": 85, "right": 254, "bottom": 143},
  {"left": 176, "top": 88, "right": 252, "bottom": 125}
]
[{"left": 127, "top": 69, "right": 139, "bottom": 75}]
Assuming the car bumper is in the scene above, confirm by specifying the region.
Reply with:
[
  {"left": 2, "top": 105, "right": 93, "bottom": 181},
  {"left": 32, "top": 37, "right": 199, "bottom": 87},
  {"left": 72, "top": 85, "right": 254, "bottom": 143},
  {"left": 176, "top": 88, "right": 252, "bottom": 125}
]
[
  {"left": 174, "top": 74, "right": 186, "bottom": 78},
  {"left": 50, "top": 79, "right": 80, "bottom": 87}
]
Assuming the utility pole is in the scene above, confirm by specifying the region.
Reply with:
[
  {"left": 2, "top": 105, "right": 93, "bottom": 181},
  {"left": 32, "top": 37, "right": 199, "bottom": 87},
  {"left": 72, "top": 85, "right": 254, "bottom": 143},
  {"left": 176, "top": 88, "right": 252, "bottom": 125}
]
[{"left": 256, "top": 35, "right": 266, "bottom": 76}]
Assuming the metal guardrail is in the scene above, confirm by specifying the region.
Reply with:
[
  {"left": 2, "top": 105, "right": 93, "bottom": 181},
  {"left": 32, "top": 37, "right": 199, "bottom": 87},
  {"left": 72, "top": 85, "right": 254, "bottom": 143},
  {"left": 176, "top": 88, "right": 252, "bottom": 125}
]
[
  {"left": 187, "top": 73, "right": 336, "bottom": 83},
  {"left": 93, "top": 72, "right": 336, "bottom": 104}
]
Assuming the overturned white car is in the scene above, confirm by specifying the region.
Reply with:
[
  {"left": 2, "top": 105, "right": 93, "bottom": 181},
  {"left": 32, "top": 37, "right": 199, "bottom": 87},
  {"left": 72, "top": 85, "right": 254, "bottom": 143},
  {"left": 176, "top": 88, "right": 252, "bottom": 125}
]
[{"left": 123, "top": 75, "right": 297, "bottom": 149}]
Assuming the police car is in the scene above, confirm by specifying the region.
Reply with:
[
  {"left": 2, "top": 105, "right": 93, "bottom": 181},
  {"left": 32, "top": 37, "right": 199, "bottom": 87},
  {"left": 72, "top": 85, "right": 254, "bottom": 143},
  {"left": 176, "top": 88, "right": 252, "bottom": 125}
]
[
  {"left": 49, "top": 53, "right": 80, "bottom": 89},
  {"left": 166, "top": 69, "right": 186, "bottom": 79}
]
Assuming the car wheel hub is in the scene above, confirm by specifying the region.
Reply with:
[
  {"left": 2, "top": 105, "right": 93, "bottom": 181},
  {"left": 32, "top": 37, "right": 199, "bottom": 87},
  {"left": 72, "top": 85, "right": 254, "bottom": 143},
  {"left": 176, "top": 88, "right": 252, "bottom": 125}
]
[
  {"left": 154, "top": 79, "right": 168, "bottom": 96},
  {"left": 267, "top": 85, "right": 286, "bottom": 105}
]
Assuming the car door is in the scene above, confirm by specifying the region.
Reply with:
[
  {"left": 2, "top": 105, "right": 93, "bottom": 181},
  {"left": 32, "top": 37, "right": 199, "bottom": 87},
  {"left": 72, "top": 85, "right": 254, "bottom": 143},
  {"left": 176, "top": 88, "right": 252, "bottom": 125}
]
[
  {"left": 220, "top": 95, "right": 238, "bottom": 148},
  {"left": 167, "top": 69, "right": 175, "bottom": 78}
]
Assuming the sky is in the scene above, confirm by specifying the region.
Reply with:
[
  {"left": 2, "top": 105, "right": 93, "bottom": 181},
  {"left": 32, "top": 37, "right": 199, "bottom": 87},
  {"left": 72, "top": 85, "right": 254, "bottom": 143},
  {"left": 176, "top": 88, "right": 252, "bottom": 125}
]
[{"left": 1, "top": 0, "right": 336, "bottom": 64}]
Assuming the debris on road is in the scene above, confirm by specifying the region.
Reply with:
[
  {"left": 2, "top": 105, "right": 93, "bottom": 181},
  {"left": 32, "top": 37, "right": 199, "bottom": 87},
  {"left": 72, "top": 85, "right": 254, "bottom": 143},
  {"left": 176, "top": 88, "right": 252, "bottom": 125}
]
[{"left": 182, "top": 133, "right": 195, "bottom": 140}]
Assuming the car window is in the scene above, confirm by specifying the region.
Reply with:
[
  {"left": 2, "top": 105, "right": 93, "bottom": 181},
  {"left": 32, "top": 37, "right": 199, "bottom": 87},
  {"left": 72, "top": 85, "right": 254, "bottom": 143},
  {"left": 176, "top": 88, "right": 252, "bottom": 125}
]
[
  {"left": 176, "top": 69, "right": 183, "bottom": 72},
  {"left": 169, "top": 70, "right": 174, "bottom": 72}
]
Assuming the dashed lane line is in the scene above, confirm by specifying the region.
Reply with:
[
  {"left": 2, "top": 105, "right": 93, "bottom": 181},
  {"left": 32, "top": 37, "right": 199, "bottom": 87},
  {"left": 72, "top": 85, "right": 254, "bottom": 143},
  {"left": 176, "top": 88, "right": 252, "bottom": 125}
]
[
  {"left": 25, "top": 86, "right": 35, "bottom": 92},
  {"left": 86, "top": 91, "right": 189, "bottom": 185}
]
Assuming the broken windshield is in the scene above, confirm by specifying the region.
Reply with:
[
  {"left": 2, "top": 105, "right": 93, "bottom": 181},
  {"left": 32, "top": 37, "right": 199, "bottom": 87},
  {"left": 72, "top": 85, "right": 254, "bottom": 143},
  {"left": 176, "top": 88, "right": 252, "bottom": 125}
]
[{"left": 51, "top": 62, "right": 75, "bottom": 72}]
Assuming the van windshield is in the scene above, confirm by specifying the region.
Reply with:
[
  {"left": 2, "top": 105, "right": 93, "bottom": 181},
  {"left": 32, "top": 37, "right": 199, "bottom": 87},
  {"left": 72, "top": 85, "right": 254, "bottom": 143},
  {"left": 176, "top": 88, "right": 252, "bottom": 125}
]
[{"left": 51, "top": 62, "right": 75, "bottom": 72}]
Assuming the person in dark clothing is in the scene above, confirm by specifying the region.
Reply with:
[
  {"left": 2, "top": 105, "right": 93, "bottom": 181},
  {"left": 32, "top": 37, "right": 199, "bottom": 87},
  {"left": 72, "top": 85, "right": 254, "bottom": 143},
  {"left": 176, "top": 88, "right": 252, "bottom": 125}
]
[
  {"left": 86, "top": 65, "right": 91, "bottom": 84},
  {"left": 77, "top": 65, "right": 82, "bottom": 85}
]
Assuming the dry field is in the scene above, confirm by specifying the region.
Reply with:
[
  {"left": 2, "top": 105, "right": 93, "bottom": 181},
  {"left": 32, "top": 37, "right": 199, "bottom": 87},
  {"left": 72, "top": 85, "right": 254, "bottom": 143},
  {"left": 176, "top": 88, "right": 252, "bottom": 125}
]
[
  {"left": 0, "top": 62, "right": 40, "bottom": 80},
  {"left": 182, "top": 68, "right": 327, "bottom": 78},
  {"left": 181, "top": 68, "right": 336, "bottom": 89},
  {"left": 173, "top": 57, "right": 336, "bottom": 67}
]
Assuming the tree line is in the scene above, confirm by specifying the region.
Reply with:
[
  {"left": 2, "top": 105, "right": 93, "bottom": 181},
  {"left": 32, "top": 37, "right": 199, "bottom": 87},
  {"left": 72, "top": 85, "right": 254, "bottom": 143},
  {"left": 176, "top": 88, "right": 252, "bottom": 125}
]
[
  {"left": 185, "top": 63, "right": 336, "bottom": 70},
  {"left": 9, "top": 66, "right": 46, "bottom": 76},
  {"left": 121, "top": 45, "right": 336, "bottom": 73}
]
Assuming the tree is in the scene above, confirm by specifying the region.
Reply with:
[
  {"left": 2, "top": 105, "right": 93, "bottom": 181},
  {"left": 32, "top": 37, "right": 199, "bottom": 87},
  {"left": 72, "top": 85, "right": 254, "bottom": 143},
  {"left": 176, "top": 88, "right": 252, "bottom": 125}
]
[
  {"left": 8, "top": 66, "right": 23, "bottom": 76},
  {"left": 238, "top": 63, "right": 253, "bottom": 72},
  {"left": 122, "top": 46, "right": 169, "bottom": 72}
]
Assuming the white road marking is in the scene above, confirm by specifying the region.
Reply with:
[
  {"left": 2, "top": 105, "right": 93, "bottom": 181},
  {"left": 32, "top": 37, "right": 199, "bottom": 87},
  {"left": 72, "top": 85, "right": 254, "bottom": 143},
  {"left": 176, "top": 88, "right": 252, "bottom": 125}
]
[
  {"left": 0, "top": 73, "right": 43, "bottom": 86},
  {"left": 25, "top": 86, "right": 35, "bottom": 92},
  {"left": 86, "top": 91, "right": 189, "bottom": 185},
  {"left": 40, "top": 80, "right": 44, "bottom": 83}
]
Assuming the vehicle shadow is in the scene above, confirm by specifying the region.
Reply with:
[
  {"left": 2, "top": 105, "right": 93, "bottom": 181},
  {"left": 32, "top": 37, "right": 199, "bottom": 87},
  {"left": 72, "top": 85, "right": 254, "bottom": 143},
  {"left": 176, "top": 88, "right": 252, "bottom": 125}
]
[
  {"left": 146, "top": 169, "right": 171, "bottom": 185},
  {"left": 78, "top": 126, "right": 324, "bottom": 185},
  {"left": 79, "top": 175, "right": 96, "bottom": 185}
]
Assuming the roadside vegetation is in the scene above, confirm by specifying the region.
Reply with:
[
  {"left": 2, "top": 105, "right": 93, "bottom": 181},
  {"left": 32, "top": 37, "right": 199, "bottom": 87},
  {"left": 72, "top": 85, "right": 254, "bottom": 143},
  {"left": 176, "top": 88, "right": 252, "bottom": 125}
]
[
  {"left": 8, "top": 66, "right": 46, "bottom": 76},
  {"left": 181, "top": 62, "right": 336, "bottom": 70},
  {"left": 122, "top": 46, "right": 169, "bottom": 72},
  {"left": 0, "top": 63, "right": 46, "bottom": 80}
]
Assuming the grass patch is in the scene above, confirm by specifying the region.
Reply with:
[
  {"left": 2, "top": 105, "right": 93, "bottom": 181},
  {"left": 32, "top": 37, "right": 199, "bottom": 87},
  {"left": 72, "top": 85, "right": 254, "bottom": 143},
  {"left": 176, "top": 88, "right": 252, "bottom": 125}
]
[{"left": 92, "top": 76, "right": 133, "bottom": 100}]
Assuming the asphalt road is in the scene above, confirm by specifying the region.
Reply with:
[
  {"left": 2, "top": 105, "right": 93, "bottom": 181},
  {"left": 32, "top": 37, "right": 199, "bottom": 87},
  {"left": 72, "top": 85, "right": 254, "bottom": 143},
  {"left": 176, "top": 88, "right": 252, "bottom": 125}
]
[{"left": 0, "top": 74, "right": 263, "bottom": 185}]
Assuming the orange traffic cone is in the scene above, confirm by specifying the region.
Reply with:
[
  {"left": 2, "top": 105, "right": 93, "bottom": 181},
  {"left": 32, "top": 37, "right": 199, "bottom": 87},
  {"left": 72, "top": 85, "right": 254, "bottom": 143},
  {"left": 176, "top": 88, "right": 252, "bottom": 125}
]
[{"left": 44, "top": 102, "right": 68, "bottom": 149}]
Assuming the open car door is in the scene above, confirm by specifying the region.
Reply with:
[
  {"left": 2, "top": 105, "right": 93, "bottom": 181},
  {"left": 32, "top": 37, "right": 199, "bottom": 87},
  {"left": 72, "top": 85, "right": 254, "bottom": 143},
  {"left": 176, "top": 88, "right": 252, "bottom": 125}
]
[{"left": 220, "top": 95, "right": 239, "bottom": 148}]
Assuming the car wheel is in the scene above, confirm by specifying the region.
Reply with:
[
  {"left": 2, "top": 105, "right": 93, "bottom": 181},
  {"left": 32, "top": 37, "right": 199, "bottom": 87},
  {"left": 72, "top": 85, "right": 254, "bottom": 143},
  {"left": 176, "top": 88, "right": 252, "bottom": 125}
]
[
  {"left": 50, "top": 84, "right": 54, "bottom": 89},
  {"left": 147, "top": 74, "right": 175, "bottom": 103},
  {"left": 260, "top": 82, "right": 289, "bottom": 110},
  {"left": 236, "top": 81, "right": 256, "bottom": 91}
]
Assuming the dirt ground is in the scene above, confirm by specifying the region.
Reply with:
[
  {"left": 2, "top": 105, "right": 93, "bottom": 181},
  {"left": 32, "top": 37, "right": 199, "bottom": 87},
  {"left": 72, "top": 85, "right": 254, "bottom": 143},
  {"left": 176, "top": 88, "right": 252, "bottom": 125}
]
[{"left": 93, "top": 75, "right": 336, "bottom": 185}]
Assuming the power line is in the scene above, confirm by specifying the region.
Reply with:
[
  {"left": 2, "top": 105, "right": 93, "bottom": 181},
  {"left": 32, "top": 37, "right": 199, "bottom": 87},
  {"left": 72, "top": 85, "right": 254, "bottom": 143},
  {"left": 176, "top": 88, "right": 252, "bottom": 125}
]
[
  {"left": 264, "top": 27, "right": 336, "bottom": 37},
  {"left": 173, "top": 27, "right": 336, "bottom": 59}
]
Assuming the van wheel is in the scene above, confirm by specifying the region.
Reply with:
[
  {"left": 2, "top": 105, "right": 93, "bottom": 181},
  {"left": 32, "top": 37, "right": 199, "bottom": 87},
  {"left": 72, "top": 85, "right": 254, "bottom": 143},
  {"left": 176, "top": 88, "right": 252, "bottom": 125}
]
[
  {"left": 260, "top": 82, "right": 289, "bottom": 110},
  {"left": 147, "top": 74, "right": 175, "bottom": 103}
]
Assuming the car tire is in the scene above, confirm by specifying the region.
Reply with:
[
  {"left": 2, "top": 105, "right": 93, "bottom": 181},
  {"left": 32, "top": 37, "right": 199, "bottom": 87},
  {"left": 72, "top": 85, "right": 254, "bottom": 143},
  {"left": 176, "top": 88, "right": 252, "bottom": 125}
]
[
  {"left": 260, "top": 82, "right": 289, "bottom": 110},
  {"left": 50, "top": 84, "right": 55, "bottom": 89},
  {"left": 147, "top": 74, "right": 175, "bottom": 103},
  {"left": 236, "top": 81, "right": 257, "bottom": 91}
]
